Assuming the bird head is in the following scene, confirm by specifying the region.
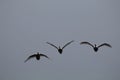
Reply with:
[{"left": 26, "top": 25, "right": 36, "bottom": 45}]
[
  {"left": 59, "top": 46, "right": 61, "bottom": 49},
  {"left": 37, "top": 52, "right": 39, "bottom": 54},
  {"left": 94, "top": 44, "right": 97, "bottom": 47}
]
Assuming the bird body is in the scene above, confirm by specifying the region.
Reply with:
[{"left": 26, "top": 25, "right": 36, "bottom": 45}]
[
  {"left": 94, "top": 47, "right": 98, "bottom": 52},
  {"left": 57, "top": 46, "right": 63, "bottom": 54},
  {"left": 46, "top": 40, "right": 74, "bottom": 54},
  {"left": 24, "top": 52, "right": 49, "bottom": 62},
  {"left": 36, "top": 53, "right": 40, "bottom": 60},
  {"left": 80, "top": 41, "right": 112, "bottom": 52}
]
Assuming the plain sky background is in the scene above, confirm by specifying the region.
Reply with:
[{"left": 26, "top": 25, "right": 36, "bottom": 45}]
[{"left": 0, "top": 0, "right": 120, "bottom": 80}]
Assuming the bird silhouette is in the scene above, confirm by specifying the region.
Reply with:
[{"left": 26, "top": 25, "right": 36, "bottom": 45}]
[
  {"left": 46, "top": 40, "right": 74, "bottom": 54},
  {"left": 80, "top": 41, "right": 112, "bottom": 52},
  {"left": 24, "top": 52, "right": 49, "bottom": 62}
]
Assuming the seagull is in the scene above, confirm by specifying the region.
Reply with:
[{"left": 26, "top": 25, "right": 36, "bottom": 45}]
[
  {"left": 46, "top": 40, "right": 74, "bottom": 54},
  {"left": 24, "top": 52, "right": 50, "bottom": 62},
  {"left": 80, "top": 41, "right": 112, "bottom": 52}
]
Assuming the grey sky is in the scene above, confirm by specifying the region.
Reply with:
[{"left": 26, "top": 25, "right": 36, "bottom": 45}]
[{"left": 0, "top": 0, "right": 120, "bottom": 80}]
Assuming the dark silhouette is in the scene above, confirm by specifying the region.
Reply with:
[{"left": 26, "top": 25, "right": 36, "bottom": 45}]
[
  {"left": 80, "top": 41, "right": 112, "bottom": 52},
  {"left": 24, "top": 52, "right": 49, "bottom": 62},
  {"left": 46, "top": 40, "right": 74, "bottom": 54}
]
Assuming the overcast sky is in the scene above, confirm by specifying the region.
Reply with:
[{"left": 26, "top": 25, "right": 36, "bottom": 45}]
[{"left": 0, "top": 0, "right": 120, "bottom": 80}]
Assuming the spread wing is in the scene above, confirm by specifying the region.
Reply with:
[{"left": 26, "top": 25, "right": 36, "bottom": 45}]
[
  {"left": 98, "top": 43, "right": 112, "bottom": 48},
  {"left": 62, "top": 40, "right": 74, "bottom": 49},
  {"left": 40, "top": 54, "right": 50, "bottom": 59},
  {"left": 80, "top": 41, "right": 94, "bottom": 48},
  {"left": 46, "top": 42, "right": 58, "bottom": 50},
  {"left": 24, "top": 54, "right": 36, "bottom": 63}
]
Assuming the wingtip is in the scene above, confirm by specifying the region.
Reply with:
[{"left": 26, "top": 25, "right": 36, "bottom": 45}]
[
  {"left": 107, "top": 44, "right": 112, "bottom": 48},
  {"left": 104, "top": 43, "right": 112, "bottom": 48},
  {"left": 80, "top": 42, "right": 84, "bottom": 44},
  {"left": 71, "top": 40, "right": 74, "bottom": 42},
  {"left": 46, "top": 42, "right": 49, "bottom": 44},
  {"left": 109, "top": 45, "right": 112, "bottom": 48},
  {"left": 24, "top": 60, "right": 27, "bottom": 63},
  {"left": 80, "top": 42, "right": 82, "bottom": 44}
]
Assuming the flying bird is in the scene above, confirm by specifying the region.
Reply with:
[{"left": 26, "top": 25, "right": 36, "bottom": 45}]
[
  {"left": 80, "top": 41, "right": 112, "bottom": 52},
  {"left": 46, "top": 40, "right": 74, "bottom": 54},
  {"left": 24, "top": 52, "right": 49, "bottom": 62}
]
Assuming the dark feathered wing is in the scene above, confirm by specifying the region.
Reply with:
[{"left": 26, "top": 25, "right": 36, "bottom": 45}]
[
  {"left": 46, "top": 42, "right": 58, "bottom": 50},
  {"left": 62, "top": 40, "right": 74, "bottom": 49},
  {"left": 40, "top": 54, "right": 50, "bottom": 59},
  {"left": 24, "top": 54, "right": 36, "bottom": 63},
  {"left": 98, "top": 43, "right": 112, "bottom": 48},
  {"left": 80, "top": 41, "right": 94, "bottom": 48}
]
